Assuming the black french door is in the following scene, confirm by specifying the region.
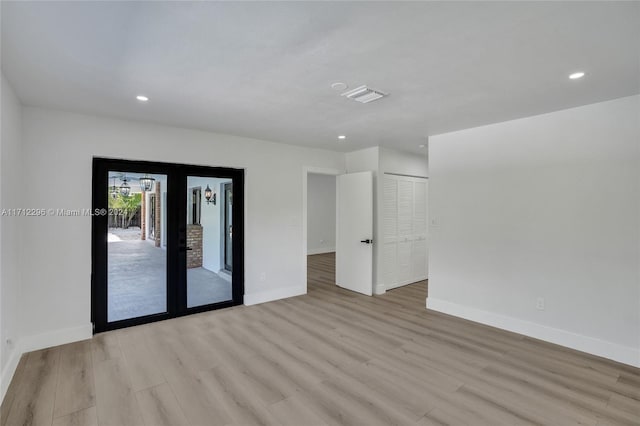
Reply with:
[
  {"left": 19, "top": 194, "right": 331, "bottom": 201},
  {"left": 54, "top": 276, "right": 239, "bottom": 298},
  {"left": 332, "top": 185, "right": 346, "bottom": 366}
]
[{"left": 91, "top": 158, "right": 244, "bottom": 333}]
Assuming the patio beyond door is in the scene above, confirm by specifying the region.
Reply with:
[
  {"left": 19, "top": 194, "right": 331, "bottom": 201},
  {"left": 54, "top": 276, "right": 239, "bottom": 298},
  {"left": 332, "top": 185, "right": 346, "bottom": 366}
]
[
  {"left": 106, "top": 171, "right": 169, "bottom": 322},
  {"left": 92, "top": 158, "right": 244, "bottom": 333},
  {"left": 185, "top": 176, "right": 233, "bottom": 308}
]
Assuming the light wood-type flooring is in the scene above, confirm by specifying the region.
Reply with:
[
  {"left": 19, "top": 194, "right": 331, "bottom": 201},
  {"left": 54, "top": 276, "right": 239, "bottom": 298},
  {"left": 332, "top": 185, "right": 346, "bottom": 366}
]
[{"left": 1, "top": 253, "right": 639, "bottom": 425}]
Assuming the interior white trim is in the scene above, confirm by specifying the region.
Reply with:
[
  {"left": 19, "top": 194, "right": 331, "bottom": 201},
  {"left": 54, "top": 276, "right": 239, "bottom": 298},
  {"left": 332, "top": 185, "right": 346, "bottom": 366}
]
[
  {"left": 20, "top": 324, "right": 93, "bottom": 354},
  {"left": 1, "top": 345, "right": 22, "bottom": 402},
  {"left": 386, "top": 276, "right": 428, "bottom": 291},
  {"left": 244, "top": 285, "right": 306, "bottom": 306},
  {"left": 383, "top": 172, "right": 429, "bottom": 179},
  {"left": 426, "top": 297, "right": 640, "bottom": 368},
  {"left": 374, "top": 284, "right": 386, "bottom": 295},
  {"left": 307, "top": 247, "right": 335, "bottom": 255},
  {"left": 0, "top": 323, "right": 93, "bottom": 402}
]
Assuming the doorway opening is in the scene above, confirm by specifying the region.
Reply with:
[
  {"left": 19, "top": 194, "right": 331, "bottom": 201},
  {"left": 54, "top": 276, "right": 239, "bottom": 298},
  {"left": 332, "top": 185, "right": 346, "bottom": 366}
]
[
  {"left": 92, "top": 158, "right": 244, "bottom": 333},
  {"left": 303, "top": 168, "right": 341, "bottom": 293}
]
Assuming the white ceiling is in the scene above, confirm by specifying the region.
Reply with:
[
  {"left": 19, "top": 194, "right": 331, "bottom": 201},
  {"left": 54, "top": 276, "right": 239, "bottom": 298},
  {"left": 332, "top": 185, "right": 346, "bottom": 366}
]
[{"left": 2, "top": 1, "right": 639, "bottom": 154}]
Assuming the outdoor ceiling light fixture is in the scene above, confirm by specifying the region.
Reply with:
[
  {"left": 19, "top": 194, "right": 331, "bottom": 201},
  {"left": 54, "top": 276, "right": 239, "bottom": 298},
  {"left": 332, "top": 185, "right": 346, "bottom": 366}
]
[
  {"left": 120, "top": 176, "right": 131, "bottom": 197},
  {"left": 110, "top": 177, "right": 119, "bottom": 199},
  {"left": 204, "top": 185, "right": 216, "bottom": 205},
  {"left": 139, "top": 174, "right": 155, "bottom": 192}
]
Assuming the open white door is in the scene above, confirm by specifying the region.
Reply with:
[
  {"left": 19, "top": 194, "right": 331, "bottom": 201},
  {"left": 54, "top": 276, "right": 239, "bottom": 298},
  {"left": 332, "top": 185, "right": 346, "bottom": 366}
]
[{"left": 336, "top": 171, "right": 373, "bottom": 296}]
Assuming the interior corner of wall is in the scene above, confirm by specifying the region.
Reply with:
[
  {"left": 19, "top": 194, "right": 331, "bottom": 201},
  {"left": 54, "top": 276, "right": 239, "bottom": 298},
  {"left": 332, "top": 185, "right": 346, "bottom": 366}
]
[{"left": 0, "top": 338, "right": 23, "bottom": 403}]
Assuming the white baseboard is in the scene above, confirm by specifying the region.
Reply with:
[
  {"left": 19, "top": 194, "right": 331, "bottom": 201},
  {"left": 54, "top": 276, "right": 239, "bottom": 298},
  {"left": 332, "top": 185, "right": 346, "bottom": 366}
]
[
  {"left": 307, "top": 247, "right": 336, "bottom": 255},
  {"left": 19, "top": 324, "right": 93, "bottom": 354},
  {"left": 1, "top": 344, "right": 23, "bottom": 403},
  {"left": 1, "top": 323, "right": 92, "bottom": 403},
  {"left": 387, "top": 275, "right": 428, "bottom": 291},
  {"left": 244, "top": 285, "right": 306, "bottom": 306},
  {"left": 374, "top": 284, "right": 386, "bottom": 295},
  {"left": 426, "top": 297, "right": 640, "bottom": 368}
]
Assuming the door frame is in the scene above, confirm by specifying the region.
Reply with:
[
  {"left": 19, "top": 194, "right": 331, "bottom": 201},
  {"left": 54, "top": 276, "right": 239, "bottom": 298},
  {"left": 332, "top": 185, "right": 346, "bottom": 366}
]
[
  {"left": 91, "top": 157, "right": 245, "bottom": 333},
  {"left": 302, "top": 166, "right": 343, "bottom": 292}
]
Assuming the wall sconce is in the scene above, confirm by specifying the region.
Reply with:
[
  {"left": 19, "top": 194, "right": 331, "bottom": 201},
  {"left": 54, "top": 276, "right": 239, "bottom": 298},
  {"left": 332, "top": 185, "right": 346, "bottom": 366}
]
[{"left": 204, "top": 185, "right": 216, "bottom": 205}]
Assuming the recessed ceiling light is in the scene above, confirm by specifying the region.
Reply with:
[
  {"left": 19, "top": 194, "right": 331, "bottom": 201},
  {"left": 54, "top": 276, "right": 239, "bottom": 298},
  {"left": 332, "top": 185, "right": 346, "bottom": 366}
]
[
  {"left": 419, "top": 144, "right": 426, "bottom": 148},
  {"left": 338, "top": 135, "right": 346, "bottom": 140},
  {"left": 136, "top": 95, "right": 149, "bottom": 102},
  {"left": 331, "top": 82, "right": 347, "bottom": 91},
  {"left": 569, "top": 72, "right": 585, "bottom": 80}
]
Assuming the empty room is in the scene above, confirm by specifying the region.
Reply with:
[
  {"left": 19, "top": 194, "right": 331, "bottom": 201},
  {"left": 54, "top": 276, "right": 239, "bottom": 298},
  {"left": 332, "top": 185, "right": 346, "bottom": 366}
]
[{"left": 1, "top": 1, "right": 639, "bottom": 426}]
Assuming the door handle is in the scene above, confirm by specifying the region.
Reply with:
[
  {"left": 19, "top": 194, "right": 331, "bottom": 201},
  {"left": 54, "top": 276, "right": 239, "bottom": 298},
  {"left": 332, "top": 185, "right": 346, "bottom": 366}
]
[
  {"left": 360, "top": 239, "right": 373, "bottom": 244},
  {"left": 179, "top": 246, "right": 193, "bottom": 252}
]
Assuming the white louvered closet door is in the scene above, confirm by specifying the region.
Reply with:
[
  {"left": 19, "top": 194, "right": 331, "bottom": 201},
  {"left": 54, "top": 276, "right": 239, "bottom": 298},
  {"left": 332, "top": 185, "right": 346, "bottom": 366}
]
[
  {"left": 382, "top": 177, "right": 398, "bottom": 288},
  {"left": 382, "top": 175, "right": 428, "bottom": 290},
  {"left": 396, "top": 179, "right": 414, "bottom": 286}
]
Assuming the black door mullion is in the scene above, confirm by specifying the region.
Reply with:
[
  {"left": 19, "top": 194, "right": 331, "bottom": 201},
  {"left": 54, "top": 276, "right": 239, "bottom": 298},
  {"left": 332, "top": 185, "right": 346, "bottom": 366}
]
[
  {"left": 91, "top": 159, "right": 109, "bottom": 333},
  {"left": 171, "top": 171, "right": 187, "bottom": 315},
  {"left": 231, "top": 171, "right": 245, "bottom": 304}
]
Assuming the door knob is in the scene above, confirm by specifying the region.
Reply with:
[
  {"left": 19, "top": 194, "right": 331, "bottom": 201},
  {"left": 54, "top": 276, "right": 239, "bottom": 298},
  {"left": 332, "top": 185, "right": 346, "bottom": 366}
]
[{"left": 360, "top": 239, "right": 373, "bottom": 244}]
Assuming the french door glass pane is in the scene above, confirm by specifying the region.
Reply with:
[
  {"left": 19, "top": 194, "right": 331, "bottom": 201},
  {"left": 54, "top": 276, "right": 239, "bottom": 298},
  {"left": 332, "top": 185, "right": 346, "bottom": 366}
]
[
  {"left": 186, "top": 176, "right": 233, "bottom": 308},
  {"left": 107, "top": 171, "right": 167, "bottom": 322}
]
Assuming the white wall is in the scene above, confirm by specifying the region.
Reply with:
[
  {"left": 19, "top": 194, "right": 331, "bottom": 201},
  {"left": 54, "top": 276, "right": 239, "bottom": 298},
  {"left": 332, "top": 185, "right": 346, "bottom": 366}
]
[
  {"left": 428, "top": 95, "right": 640, "bottom": 366},
  {"left": 0, "top": 73, "right": 23, "bottom": 399},
  {"left": 346, "top": 146, "right": 379, "bottom": 173},
  {"left": 18, "top": 107, "right": 345, "bottom": 351},
  {"left": 307, "top": 174, "right": 336, "bottom": 255},
  {"left": 379, "top": 147, "right": 428, "bottom": 178}
]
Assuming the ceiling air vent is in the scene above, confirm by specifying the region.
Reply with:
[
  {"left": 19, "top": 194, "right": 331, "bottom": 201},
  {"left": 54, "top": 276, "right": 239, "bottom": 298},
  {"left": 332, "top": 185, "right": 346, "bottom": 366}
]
[{"left": 341, "top": 85, "right": 388, "bottom": 104}]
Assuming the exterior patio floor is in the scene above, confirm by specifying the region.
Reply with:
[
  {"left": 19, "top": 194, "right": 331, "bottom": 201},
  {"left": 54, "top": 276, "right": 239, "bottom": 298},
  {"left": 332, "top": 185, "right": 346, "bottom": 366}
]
[{"left": 107, "top": 234, "right": 232, "bottom": 322}]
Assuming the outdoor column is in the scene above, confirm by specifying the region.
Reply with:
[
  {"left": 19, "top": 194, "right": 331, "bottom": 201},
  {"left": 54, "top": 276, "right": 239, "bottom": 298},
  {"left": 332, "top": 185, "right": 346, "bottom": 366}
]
[
  {"left": 155, "top": 182, "right": 161, "bottom": 247},
  {"left": 140, "top": 190, "right": 146, "bottom": 240}
]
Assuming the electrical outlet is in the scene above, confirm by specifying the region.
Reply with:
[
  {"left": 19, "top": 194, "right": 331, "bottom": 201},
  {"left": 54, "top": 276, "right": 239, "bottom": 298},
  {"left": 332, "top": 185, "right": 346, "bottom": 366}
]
[
  {"left": 536, "top": 297, "right": 545, "bottom": 311},
  {"left": 259, "top": 272, "right": 267, "bottom": 282}
]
